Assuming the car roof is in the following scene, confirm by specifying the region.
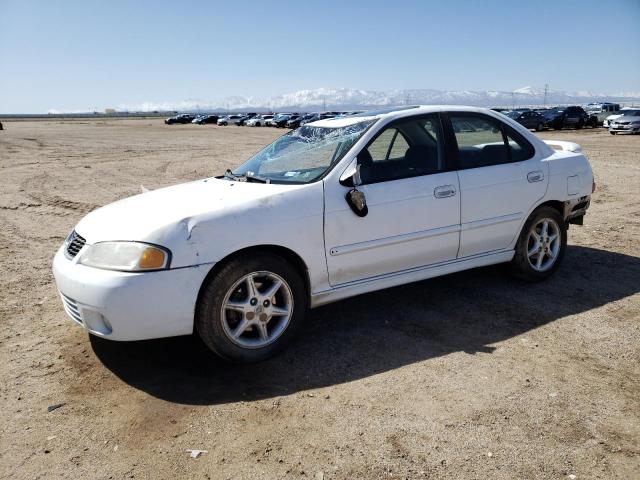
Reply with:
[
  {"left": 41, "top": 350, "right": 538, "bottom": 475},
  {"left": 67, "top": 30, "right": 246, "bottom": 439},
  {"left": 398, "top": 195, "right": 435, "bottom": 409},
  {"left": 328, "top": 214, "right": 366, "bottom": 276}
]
[{"left": 309, "top": 105, "right": 513, "bottom": 128}]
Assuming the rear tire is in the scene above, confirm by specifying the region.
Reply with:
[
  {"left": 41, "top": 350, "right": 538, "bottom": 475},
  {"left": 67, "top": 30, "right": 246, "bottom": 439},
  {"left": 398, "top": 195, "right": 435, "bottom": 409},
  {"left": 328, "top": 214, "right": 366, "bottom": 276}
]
[
  {"left": 535, "top": 123, "right": 543, "bottom": 132},
  {"left": 511, "top": 206, "right": 567, "bottom": 281},
  {"left": 195, "top": 253, "right": 308, "bottom": 363}
]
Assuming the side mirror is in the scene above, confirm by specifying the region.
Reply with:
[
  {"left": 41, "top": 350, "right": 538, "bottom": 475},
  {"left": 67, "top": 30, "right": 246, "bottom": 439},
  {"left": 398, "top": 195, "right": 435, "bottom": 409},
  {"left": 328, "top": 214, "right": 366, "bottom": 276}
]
[
  {"left": 344, "top": 164, "right": 368, "bottom": 217},
  {"left": 340, "top": 162, "right": 362, "bottom": 187}
]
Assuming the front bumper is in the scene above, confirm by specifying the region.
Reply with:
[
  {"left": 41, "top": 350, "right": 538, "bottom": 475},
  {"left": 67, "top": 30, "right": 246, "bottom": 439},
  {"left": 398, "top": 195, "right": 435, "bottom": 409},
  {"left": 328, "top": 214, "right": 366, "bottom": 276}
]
[
  {"left": 609, "top": 126, "right": 640, "bottom": 134},
  {"left": 52, "top": 246, "right": 214, "bottom": 341}
]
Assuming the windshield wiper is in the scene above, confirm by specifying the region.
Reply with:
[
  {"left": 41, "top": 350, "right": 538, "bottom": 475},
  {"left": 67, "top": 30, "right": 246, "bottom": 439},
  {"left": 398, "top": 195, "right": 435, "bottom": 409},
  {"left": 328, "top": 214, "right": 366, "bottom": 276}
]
[
  {"left": 244, "top": 173, "right": 270, "bottom": 184},
  {"left": 224, "top": 169, "right": 270, "bottom": 184},
  {"left": 224, "top": 169, "right": 240, "bottom": 181}
]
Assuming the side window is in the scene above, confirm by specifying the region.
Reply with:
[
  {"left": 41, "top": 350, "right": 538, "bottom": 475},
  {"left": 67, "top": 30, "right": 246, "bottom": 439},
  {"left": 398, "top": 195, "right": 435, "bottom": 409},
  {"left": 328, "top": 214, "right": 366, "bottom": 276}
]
[
  {"left": 357, "top": 115, "right": 444, "bottom": 184},
  {"left": 450, "top": 114, "right": 534, "bottom": 169},
  {"left": 505, "top": 127, "right": 535, "bottom": 162},
  {"left": 388, "top": 132, "right": 409, "bottom": 159},
  {"left": 450, "top": 115, "right": 508, "bottom": 169},
  {"left": 367, "top": 129, "right": 395, "bottom": 161},
  {"left": 367, "top": 128, "right": 409, "bottom": 162}
]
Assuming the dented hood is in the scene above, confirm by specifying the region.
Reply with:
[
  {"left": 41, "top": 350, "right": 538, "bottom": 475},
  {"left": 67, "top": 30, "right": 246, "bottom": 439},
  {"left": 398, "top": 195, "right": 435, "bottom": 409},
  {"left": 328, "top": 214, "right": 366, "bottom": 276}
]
[{"left": 75, "top": 178, "right": 299, "bottom": 245}]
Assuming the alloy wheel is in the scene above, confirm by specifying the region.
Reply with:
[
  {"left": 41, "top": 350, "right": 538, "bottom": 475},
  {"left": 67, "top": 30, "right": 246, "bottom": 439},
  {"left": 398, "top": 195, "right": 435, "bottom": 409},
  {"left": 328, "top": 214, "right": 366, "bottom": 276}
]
[
  {"left": 220, "top": 271, "right": 293, "bottom": 349},
  {"left": 526, "top": 218, "right": 561, "bottom": 272}
]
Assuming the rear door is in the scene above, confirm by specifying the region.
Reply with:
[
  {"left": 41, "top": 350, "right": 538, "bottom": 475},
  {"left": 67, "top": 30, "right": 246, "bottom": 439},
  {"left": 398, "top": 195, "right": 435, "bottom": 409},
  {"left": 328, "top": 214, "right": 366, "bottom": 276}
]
[{"left": 445, "top": 112, "right": 548, "bottom": 258}]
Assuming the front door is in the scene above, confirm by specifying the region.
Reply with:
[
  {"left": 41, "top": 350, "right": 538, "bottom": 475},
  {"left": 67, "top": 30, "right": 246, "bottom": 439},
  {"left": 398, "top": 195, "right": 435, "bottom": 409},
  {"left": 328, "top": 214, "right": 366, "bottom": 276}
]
[{"left": 324, "top": 114, "right": 460, "bottom": 286}]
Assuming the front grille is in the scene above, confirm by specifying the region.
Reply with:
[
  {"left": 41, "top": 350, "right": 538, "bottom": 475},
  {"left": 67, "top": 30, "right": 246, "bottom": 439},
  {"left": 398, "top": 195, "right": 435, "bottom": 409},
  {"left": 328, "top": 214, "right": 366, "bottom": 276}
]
[
  {"left": 60, "top": 292, "right": 83, "bottom": 324},
  {"left": 65, "top": 231, "right": 86, "bottom": 259}
]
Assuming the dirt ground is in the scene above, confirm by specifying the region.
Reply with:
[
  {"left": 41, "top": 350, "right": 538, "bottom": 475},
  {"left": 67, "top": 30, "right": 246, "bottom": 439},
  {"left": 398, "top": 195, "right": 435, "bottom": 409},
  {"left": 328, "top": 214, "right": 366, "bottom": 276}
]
[{"left": 0, "top": 118, "right": 638, "bottom": 480}]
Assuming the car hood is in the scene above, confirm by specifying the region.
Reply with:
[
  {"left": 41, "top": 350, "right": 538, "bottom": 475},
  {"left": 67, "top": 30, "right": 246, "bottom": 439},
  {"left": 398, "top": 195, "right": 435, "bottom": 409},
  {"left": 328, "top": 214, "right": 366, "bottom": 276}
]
[
  {"left": 612, "top": 115, "right": 640, "bottom": 123},
  {"left": 75, "top": 178, "right": 302, "bottom": 245}
]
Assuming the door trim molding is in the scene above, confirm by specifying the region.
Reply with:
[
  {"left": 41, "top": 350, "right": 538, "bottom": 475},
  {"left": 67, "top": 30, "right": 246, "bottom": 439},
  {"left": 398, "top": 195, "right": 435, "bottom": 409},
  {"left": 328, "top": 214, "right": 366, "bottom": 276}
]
[
  {"left": 329, "top": 224, "right": 460, "bottom": 257},
  {"left": 312, "top": 249, "right": 514, "bottom": 307},
  {"left": 460, "top": 212, "right": 522, "bottom": 231}
]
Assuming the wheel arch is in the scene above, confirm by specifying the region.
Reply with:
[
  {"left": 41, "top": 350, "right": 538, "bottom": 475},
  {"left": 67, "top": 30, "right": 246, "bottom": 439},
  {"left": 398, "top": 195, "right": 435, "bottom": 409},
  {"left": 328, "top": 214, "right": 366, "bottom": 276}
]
[
  {"left": 508, "top": 199, "right": 568, "bottom": 250},
  {"left": 535, "top": 200, "right": 565, "bottom": 219},
  {"left": 195, "top": 244, "right": 311, "bottom": 312}
]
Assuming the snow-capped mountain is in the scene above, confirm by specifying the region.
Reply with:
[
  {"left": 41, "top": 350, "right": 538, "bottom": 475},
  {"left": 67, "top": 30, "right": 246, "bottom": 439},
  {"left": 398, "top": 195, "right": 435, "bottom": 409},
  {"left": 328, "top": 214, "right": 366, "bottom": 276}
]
[{"left": 119, "top": 87, "right": 640, "bottom": 112}]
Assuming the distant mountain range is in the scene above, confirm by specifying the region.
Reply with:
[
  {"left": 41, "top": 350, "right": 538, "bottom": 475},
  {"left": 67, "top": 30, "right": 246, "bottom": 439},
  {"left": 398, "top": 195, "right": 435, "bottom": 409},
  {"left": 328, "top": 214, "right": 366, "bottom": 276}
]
[{"left": 112, "top": 86, "right": 639, "bottom": 113}]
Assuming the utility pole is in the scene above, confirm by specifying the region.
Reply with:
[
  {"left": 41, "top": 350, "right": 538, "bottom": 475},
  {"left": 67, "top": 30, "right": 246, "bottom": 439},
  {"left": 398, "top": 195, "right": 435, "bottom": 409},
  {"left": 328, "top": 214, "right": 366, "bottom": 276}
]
[
  {"left": 511, "top": 91, "right": 516, "bottom": 110},
  {"left": 543, "top": 83, "right": 549, "bottom": 108},
  {"left": 323, "top": 96, "right": 326, "bottom": 112}
]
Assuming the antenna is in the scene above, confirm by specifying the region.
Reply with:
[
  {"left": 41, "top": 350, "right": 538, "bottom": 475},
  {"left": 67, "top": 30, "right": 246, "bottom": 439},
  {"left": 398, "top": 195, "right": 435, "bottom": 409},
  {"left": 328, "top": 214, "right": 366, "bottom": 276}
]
[{"left": 543, "top": 83, "right": 549, "bottom": 108}]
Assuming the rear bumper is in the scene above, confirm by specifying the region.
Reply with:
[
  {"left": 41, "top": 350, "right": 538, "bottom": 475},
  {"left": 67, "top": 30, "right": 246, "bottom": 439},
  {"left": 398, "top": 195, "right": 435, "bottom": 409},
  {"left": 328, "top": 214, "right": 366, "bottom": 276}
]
[
  {"left": 52, "top": 246, "right": 213, "bottom": 341},
  {"left": 563, "top": 195, "right": 591, "bottom": 224}
]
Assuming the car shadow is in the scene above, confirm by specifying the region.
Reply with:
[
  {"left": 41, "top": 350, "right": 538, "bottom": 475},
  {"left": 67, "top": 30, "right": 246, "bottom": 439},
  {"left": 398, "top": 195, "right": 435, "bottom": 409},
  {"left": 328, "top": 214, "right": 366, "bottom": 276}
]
[{"left": 90, "top": 245, "right": 640, "bottom": 405}]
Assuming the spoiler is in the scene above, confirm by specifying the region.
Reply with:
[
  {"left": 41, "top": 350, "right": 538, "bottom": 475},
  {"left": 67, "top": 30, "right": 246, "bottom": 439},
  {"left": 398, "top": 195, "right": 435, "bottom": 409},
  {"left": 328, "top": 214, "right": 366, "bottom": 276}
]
[{"left": 544, "top": 140, "right": 582, "bottom": 153}]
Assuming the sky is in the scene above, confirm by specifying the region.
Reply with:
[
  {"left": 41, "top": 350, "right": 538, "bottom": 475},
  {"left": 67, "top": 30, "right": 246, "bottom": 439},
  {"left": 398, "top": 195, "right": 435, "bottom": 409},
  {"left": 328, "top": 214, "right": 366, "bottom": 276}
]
[{"left": 1, "top": 0, "right": 639, "bottom": 113}]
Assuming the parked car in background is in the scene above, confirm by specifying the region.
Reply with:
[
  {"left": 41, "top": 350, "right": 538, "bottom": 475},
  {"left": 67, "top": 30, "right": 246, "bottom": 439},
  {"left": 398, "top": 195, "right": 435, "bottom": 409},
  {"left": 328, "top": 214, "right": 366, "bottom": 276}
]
[
  {"left": 584, "top": 102, "right": 620, "bottom": 125},
  {"left": 300, "top": 112, "right": 337, "bottom": 126},
  {"left": 293, "top": 113, "right": 319, "bottom": 127},
  {"left": 234, "top": 113, "right": 258, "bottom": 126},
  {"left": 503, "top": 110, "right": 546, "bottom": 131},
  {"left": 165, "top": 114, "right": 195, "bottom": 125},
  {"left": 542, "top": 106, "right": 596, "bottom": 130},
  {"left": 273, "top": 113, "right": 299, "bottom": 128},
  {"left": 603, "top": 108, "right": 640, "bottom": 127},
  {"left": 609, "top": 113, "right": 640, "bottom": 135},
  {"left": 285, "top": 114, "right": 310, "bottom": 129},
  {"left": 193, "top": 114, "right": 219, "bottom": 125},
  {"left": 53, "top": 105, "right": 593, "bottom": 363},
  {"left": 246, "top": 115, "right": 274, "bottom": 127},
  {"left": 263, "top": 115, "right": 276, "bottom": 127},
  {"left": 217, "top": 115, "right": 243, "bottom": 126}
]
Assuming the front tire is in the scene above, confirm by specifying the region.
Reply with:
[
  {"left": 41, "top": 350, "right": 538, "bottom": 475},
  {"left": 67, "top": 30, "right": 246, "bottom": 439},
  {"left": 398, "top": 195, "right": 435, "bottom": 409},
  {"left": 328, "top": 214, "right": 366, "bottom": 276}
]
[
  {"left": 511, "top": 206, "right": 567, "bottom": 281},
  {"left": 196, "top": 253, "right": 307, "bottom": 363},
  {"left": 535, "top": 123, "right": 543, "bottom": 132}
]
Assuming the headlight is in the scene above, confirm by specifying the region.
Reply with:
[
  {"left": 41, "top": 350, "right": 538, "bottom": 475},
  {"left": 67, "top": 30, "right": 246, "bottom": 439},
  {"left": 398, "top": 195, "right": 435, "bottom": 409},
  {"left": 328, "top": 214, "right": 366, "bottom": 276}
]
[{"left": 78, "top": 241, "right": 170, "bottom": 271}]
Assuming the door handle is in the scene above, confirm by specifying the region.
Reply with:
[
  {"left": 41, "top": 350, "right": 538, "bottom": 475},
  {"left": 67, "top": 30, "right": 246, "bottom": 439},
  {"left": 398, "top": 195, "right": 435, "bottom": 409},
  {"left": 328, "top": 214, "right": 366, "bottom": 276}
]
[
  {"left": 527, "top": 170, "right": 544, "bottom": 183},
  {"left": 434, "top": 185, "right": 456, "bottom": 198}
]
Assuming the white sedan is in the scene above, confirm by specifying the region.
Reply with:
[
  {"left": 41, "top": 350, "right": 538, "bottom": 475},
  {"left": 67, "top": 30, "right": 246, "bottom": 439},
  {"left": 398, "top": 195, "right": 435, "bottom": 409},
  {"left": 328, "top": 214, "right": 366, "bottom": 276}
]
[
  {"left": 603, "top": 108, "right": 640, "bottom": 127},
  {"left": 246, "top": 115, "right": 274, "bottom": 127},
  {"left": 53, "top": 106, "right": 594, "bottom": 362}
]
